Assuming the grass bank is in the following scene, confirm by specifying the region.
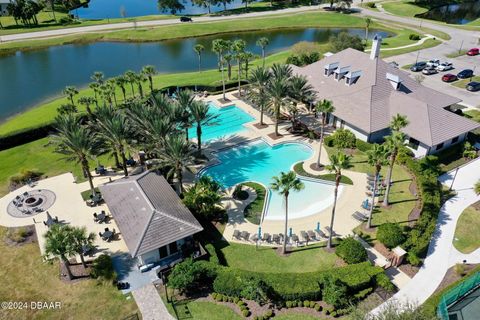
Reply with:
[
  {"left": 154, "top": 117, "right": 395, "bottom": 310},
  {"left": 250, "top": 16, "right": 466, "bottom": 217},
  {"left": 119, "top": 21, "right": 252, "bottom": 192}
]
[
  {"left": 0, "top": 226, "right": 138, "bottom": 319},
  {"left": 451, "top": 75, "right": 480, "bottom": 89},
  {"left": 242, "top": 182, "right": 266, "bottom": 225},
  {"left": 453, "top": 203, "right": 480, "bottom": 253}
]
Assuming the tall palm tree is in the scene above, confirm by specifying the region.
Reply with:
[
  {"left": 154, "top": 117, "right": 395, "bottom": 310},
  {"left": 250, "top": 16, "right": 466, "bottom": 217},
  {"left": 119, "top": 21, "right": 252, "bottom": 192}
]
[
  {"left": 99, "top": 83, "right": 113, "bottom": 106},
  {"left": 193, "top": 44, "right": 205, "bottom": 72},
  {"left": 383, "top": 131, "right": 407, "bottom": 207},
  {"left": 63, "top": 86, "right": 78, "bottom": 106},
  {"left": 212, "top": 39, "right": 229, "bottom": 100},
  {"left": 142, "top": 65, "right": 157, "bottom": 93},
  {"left": 390, "top": 114, "right": 409, "bottom": 132},
  {"left": 223, "top": 53, "right": 233, "bottom": 80},
  {"left": 315, "top": 99, "right": 335, "bottom": 169},
  {"left": 44, "top": 224, "right": 76, "bottom": 280},
  {"left": 289, "top": 75, "right": 316, "bottom": 106},
  {"left": 365, "top": 17, "right": 372, "bottom": 41},
  {"left": 266, "top": 64, "right": 292, "bottom": 136},
  {"left": 115, "top": 75, "right": 128, "bottom": 101},
  {"left": 271, "top": 171, "right": 304, "bottom": 254},
  {"left": 326, "top": 153, "right": 352, "bottom": 248},
  {"left": 212, "top": 39, "right": 224, "bottom": 72},
  {"left": 474, "top": 180, "right": 480, "bottom": 195},
  {"left": 159, "top": 135, "right": 194, "bottom": 194},
  {"left": 233, "top": 39, "right": 246, "bottom": 95},
  {"left": 242, "top": 51, "right": 255, "bottom": 80},
  {"left": 89, "top": 82, "right": 100, "bottom": 107},
  {"left": 124, "top": 70, "right": 137, "bottom": 96},
  {"left": 175, "top": 90, "right": 195, "bottom": 140},
  {"left": 135, "top": 72, "right": 147, "bottom": 98},
  {"left": 71, "top": 226, "right": 96, "bottom": 269},
  {"left": 256, "top": 37, "right": 269, "bottom": 68},
  {"left": 106, "top": 79, "right": 118, "bottom": 106},
  {"left": 51, "top": 115, "right": 101, "bottom": 197},
  {"left": 366, "top": 144, "right": 389, "bottom": 228},
  {"left": 91, "top": 71, "right": 104, "bottom": 84},
  {"left": 78, "top": 96, "right": 96, "bottom": 117},
  {"left": 94, "top": 105, "right": 131, "bottom": 176},
  {"left": 248, "top": 67, "right": 271, "bottom": 126},
  {"left": 189, "top": 101, "right": 217, "bottom": 154}
]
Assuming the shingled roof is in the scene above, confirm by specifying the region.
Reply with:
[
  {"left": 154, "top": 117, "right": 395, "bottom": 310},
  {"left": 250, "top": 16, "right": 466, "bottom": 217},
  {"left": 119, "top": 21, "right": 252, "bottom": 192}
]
[
  {"left": 99, "top": 171, "right": 203, "bottom": 258},
  {"left": 291, "top": 47, "right": 479, "bottom": 146}
]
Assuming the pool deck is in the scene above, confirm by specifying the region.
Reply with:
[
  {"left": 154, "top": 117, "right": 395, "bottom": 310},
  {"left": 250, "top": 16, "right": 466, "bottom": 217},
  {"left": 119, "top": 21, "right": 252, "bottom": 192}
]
[{"left": 189, "top": 92, "right": 369, "bottom": 244}]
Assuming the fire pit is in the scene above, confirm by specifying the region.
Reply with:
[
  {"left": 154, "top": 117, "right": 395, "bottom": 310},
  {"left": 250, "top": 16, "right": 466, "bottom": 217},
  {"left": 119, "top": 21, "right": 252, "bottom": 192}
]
[{"left": 7, "top": 189, "right": 56, "bottom": 218}]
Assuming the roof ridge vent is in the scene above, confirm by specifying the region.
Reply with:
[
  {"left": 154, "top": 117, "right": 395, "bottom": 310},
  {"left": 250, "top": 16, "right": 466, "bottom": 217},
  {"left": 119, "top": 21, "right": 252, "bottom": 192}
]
[{"left": 386, "top": 72, "right": 402, "bottom": 90}]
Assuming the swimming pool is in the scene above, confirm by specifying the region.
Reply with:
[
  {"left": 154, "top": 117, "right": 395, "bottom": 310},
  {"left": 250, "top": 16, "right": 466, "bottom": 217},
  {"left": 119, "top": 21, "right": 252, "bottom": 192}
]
[
  {"left": 188, "top": 103, "right": 254, "bottom": 142},
  {"left": 201, "top": 139, "right": 341, "bottom": 220}
]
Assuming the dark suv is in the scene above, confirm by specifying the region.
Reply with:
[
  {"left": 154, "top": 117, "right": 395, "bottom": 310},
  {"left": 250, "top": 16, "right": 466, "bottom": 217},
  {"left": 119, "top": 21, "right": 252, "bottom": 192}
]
[
  {"left": 410, "top": 61, "right": 427, "bottom": 72},
  {"left": 466, "top": 82, "right": 480, "bottom": 92},
  {"left": 180, "top": 16, "right": 192, "bottom": 22},
  {"left": 457, "top": 69, "right": 474, "bottom": 79}
]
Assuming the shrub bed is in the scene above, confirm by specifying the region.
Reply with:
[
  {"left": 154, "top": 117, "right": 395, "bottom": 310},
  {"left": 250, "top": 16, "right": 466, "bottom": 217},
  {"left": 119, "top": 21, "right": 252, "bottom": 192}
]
[{"left": 335, "top": 236, "right": 368, "bottom": 264}]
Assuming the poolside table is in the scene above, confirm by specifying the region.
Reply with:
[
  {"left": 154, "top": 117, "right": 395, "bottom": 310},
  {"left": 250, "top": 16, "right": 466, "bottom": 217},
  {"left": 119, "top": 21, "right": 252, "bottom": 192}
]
[
  {"left": 96, "top": 212, "right": 107, "bottom": 223},
  {"left": 102, "top": 230, "right": 113, "bottom": 241}
]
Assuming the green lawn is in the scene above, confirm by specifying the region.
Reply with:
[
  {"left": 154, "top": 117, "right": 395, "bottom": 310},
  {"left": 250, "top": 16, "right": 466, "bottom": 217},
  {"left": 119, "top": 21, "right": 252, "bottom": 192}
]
[
  {"left": 0, "top": 226, "right": 138, "bottom": 320},
  {"left": 451, "top": 76, "right": 480, "bottom": 89},
  {"left": 446, "top": 49, "right": 468, "bottom": 58},
  {"left": 464, "top": 110, "right": 480, "bottom": 123},
  {"left": 381, "top": 39, "right": 442, "bottom": 58},
  {"left": 216, "top": 241, "right": 339, "bottom": 273},
  {"left": 241, "top": 182, "right": 266, "bottom": 225},
  {"left": 0, "top": 137, "right": 112, "bottom": 196},
  {"left": 274, "top": 314, "right": 323, "bottom": 320},
  {"left": 382, "top": 1, "right": 427, "bottom": 18},
  {"left": 453, "top": 204, "right": 480, "bottom": 253}
]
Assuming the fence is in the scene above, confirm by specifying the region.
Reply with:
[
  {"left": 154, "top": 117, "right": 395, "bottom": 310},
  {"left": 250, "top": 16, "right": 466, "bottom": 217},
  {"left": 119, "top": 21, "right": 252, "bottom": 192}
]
[{"left": 437, "top": 271, "right": 480, "bottom": 319}]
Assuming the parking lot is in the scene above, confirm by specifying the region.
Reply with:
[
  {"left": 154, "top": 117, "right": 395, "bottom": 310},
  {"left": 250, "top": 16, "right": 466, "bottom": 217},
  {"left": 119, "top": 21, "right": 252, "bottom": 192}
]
[{"left": 385, "top": 41, "right": 479, "bottom": 108}]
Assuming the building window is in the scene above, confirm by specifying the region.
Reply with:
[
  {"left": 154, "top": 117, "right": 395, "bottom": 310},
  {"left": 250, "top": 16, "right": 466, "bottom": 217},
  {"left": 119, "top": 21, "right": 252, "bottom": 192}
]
[
  {"left": 452, "top": 136, "right": 459, "bottom": 144},
  {"left": 169, "top": 242, "right": 178, "bottom": 255},
  {"left": 436, "top": 143, "right": 444, "bottom": 151},
  {"left": 159, "top": 245, "right": 168, "bottom": 259},
  {"left": 408, "top": 137, "right": 419, "bottom": 150}
]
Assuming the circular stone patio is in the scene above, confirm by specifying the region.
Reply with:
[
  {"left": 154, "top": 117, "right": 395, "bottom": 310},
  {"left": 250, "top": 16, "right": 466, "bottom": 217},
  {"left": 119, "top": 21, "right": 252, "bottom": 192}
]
[{"left": 7, "top": 189, "right": 56, "bottom": 218}]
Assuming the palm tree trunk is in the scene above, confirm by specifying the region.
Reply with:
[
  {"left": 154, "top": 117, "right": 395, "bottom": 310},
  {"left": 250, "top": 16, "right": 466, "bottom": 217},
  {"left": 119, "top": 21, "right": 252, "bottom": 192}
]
[
  {"left": 121, "top": 87, "right": 126, "bottom": 100},
  {"left": 367, "top": 169, "right": 379, "bottom": 229},
  {"left": 283, "top": 195, "right": 289, "bottom": 255},
  {"left": 51, "top": 0, "right": 56, "bottom": 21},
  {"left": 260, "top": 104, "right": 264, "bottom": 125},
  {"left": 198, "top": 54, "right": 201, "bottom": 72},
  {"left": 262, "top": 48, "right": 266, "bottom": 68},
  {"left": 138, "top": 83, "right": 144, "bottom": 98},
  {"left": 83, "top": 160, "right": 96, "bottom": 197},
  {"left": 383, "top": 152, "right": 396, "bottom": 207},
  {"left": 120, "top": 148, "right": 128, "bottom": 177},
  {"left": 175, "top": 167, "right": 183, "bottom": 195},
  {"left": 130, "top": 83, "right": 135, "bottom": 96},
  {"left": 316, "top": 116, "right": 325, "bottom": 168},
  {"left": 86, "top": 105, "right": 93, "bottom": 118},
  {"left": 196, "top": 124, "right": 202, "bottom": 153},
  {"left": 62, "top": 255, "right": 74, "bottom": 280},
  {"left": 327, "top": 176, "right": 340, "bottom": 248},
  {"left": 221, "top": 60, "right": 226, "bottom": 101},
  {"left": 149, "top": 77, "right": 153, "bottom": 93},
  {"left": 79, "top": 252, "right": 87, "bottom": 269},
  {"left": 237, "top": 59, "right": 242, "bottom": 96},
  {"left": 185, "top": 127, "right": 189, "bottom": 141},
  {"left": 275, "top": 104, "right": 280, "bottom": 136},
  {"left": 70, "top": 96, "right": 74, "bottom": 105},
  {"left": 113, "top": 151, "right": 120, "bottom": 168}
]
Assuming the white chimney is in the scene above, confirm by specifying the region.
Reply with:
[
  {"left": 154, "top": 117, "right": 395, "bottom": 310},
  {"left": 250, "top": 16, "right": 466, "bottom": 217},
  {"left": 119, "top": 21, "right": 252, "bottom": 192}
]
[{"left": 370, "top": 34, "right": 382, "bottom": 60}]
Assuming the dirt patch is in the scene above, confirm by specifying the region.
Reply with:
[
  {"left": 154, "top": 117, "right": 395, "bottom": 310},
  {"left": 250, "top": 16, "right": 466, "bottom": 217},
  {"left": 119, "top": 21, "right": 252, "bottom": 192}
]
[
  {"left": 407, "top": 207, "right": 422, "bottom": 227},
  {"left": 433, "top": 264, "right": 479, "bottom": 294},
  {"left": 472, "top": 201, "right": 480, "bottom": 211},
  {"left": 4, "top": 225, "right": 37, "bottom": 247},
  {"left": 253, "top": 123, "right": 269, "bottom": 129},
  {"left": 267, "top": 132, "right": 283, "bottom": 140},
  {"left": 398, "top": 264, "right": 419, "bottom": 278},
  {"left": 373, "top": 242, "right": 392, "bottom": 259},
  {"left": 309, "top": 163, "right": 325, "bottom": 172},
  {"left": 217, "top": 98, "right": 232, "bottom": 104},
  {"left": 60, "top": 260, "right": 93, "bottom": 283}
]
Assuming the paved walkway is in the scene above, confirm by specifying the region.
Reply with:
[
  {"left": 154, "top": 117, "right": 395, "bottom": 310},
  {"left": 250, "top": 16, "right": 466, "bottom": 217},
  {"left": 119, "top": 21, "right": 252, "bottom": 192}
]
[
  {"left": 132, "top": 283, "right": 174, "bottom": 320},
  {"left": 370, "top": 158, "right": 480, "bottom": 315}
]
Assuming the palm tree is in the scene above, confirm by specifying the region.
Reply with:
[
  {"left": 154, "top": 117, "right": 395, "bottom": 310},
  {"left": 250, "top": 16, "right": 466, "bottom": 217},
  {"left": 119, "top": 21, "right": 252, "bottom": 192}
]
[
  {"left": 44, "top": 224, "right": 76, "bottom": 280},
  {"left": 51, "top": 115, "right": 101, "bottom": 197},
  {"left": 135, "top": 72, "right": 147, "bottom": 98},
  {"left": 256, "top": 37, "right": 269, "bottom": 67},
  {"left": 233, "top": 39, "right": 246, "bottom": 95},
  {"left": 78, "top": 96, "right": 96, "bottom": 117},
  {"left": 266, "top": 64, "right": 292, "bottom": 136},
  {"left": 71, "top": 226, "right": 96, "bottom": 269},
  {"left": 366, "top": 144, "right": 389, "bottom": 228},
  {"left": 159, "top": 135, "right": 194, "bottom": 194},
  {"left": 212, "top": 39, "right": 224, "bottom": 72},
  {"left": 315, "top": 100, "right": 335, "bottom": 169},
  {"left": 48, "top": 0, "right": 56, "bottom": 21},
  {"left": 390, "top": 114, "right": 409, "bottom": 132},
  {"left": 115, "top": 75, "right": 128, "bottom": 101},
  {"left": 175, "top": 90, "right": 195, "bottom": 140},
  {"left": 271, "top": 171, "right": 304, "bottom": 254},
  {"left": 248, "top": 67, "right": 271, "bottom": 126},
  {"left": 212, "top": 39, "right": 229, "bottom": 100},
  {"left": 124, "top": 70, "right": 137, "bottom": 96},
  {"left": 106, "top": 79, "right": 118, "bottom": 106},
  {"left": 63, "top": 86, "right": 78, "bottom": 106},
  {"left": 474, "top": 180, "right": 480, "bottom": 195},
  {"left": 193, "top": 44, "right": 205, "bottom": 72},
  {"left": 289, "top": 75, "right": 316, "bottom": 106},
  {"left": 223, "top": 53, "right": 233, "bottom": 80},
  {"left": 365, "top": 17, "right": 372, "bottom": 41},
  {"left": 326, "top": 153, "right": 352, "bottom": 248},
  {"left": 91, "top": 71, "right": 104, "bottom": 84},
  {"left": 189, "top": 100, "right": 217, "bottom": 154},
  {"left": 242, "top": 51, "right": 255, "bottom": 80},
  {"left": 89, "top": 82, "right": 100, "bottom": 107},
  {"left": 142, "top": 65, "right": 157, "bottom": 93},
  {"left": 99, "top": 83, "right": 113, "bottom": 106},
  {"left": 383, "top": 131, "right": 407, "bottom": 207},
  {"left": 94, "top": 105, "right": 131, "bottom": 176}
]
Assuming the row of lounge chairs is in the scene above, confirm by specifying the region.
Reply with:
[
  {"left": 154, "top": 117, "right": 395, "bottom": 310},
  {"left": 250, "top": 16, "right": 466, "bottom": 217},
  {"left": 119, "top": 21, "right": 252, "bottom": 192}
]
[{"left": 232, "top": 228, "right": 338, "bottom": 245}]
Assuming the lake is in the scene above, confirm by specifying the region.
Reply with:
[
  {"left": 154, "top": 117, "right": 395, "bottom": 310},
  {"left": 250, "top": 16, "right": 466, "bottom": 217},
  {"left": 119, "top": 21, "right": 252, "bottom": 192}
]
[
  {"left": 415, "top": 1, "right": 480, "bottom": 25},
  {"left": 74, "top": 0, "right": 248, "bottom": 19},
  {"left": 0, "top": 28, "right": 390, "bottom": 122}
]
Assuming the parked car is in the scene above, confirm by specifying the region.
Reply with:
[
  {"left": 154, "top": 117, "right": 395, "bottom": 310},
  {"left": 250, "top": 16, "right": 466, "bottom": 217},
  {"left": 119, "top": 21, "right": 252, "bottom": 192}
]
[
  {"left": 457, "top": 69, "right": 474, "bottom": 79},
  {"left": 466, "top": 81, "right": 480, "bottom": 92},
  {"left": 442, "top": 74, "right": 458, "bottom": 82},
  {"left": 467, "top": 48, "right": 479, "bottom": 56},
  {"left": 422, "top": 67, "right": 438, "bottom": 75},
  {"left": 436, "top": 62, "right": 453, "bottom": 71},
  {"left": 426, "top": 59, "right": 440, "bottom": 68},
  {"left": 410, "top": 61, "right": 427, "bottom": 72},
  {"left": 180, "top": 16, "right": 192, "bottom": 22}
]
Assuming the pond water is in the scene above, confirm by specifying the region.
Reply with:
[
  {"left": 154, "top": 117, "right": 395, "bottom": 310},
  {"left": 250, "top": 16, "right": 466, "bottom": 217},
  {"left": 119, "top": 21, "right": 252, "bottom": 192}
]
[
  {"left": 415, "top": 1, "right": 480, "bottom": 24},
  {"left": 74, "top": 0, "right": 247, "bottom": 19},
  {"left": 0, "top": 28, "right": 390, "bottom": 122}
]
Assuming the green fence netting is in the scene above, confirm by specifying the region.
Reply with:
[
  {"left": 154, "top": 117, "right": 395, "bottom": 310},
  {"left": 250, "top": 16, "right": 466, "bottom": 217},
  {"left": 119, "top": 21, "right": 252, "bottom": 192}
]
[{"left": 437, "top": 271, "right": 480, "bottom": 319}]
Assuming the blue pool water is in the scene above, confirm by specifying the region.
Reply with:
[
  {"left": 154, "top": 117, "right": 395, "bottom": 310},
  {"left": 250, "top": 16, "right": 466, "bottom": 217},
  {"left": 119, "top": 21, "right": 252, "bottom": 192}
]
[
  {"left": 202, "top": 140, "right": 340, "bottom": 220},
  {"left": 188, "top": 103, "right": 254, "bottom": 142}
]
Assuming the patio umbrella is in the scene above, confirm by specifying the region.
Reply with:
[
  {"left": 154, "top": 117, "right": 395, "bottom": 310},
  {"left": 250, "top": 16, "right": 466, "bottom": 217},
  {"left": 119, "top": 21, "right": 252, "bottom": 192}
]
[
  {"left": 316, "top": 222, "right": 320, "bottom": 231},
  {"left": 289, "top": 227, "right": 293, "bottom": 237},
  {"left": 258, "top": 226, "right": 262, "bottom": 241}
]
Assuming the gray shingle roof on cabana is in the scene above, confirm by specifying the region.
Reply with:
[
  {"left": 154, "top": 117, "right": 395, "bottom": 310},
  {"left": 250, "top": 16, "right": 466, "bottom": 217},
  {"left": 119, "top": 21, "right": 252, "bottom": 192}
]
[
  {"left": 99, "top": 171, "right": 203, "bottom": 258},
  {"left": 290, "top": 48, "right": 479, "bottom": 146}
]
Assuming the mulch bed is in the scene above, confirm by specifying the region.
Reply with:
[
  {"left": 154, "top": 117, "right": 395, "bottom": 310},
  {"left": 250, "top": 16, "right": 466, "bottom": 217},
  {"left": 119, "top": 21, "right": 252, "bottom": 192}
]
[
  {"left": 253, "top": 123, "right": 269, "bottom": 129},
  {"left": 433, "top": 263, "right": 479, "bottom": 294},
  {"left": 373, "top": 242, "right": 419, "bottom": 278},
  {"left": 217, "top": 98, "right": 232, "bottom": 104},
  {"left": 59, "top": 260, "right": 93, "bottom": 283},
  {"left": 267, "top": 133, "right": 283, "bottom": 140},
  {"left": 309, "top": 163, "right": 325, "bottom": 172},
  {"left": 4, "top": 225, "right": 37, "bottom": 247},
  {"left": 398, "top": 264, "right": 420, "bottom": 278}
]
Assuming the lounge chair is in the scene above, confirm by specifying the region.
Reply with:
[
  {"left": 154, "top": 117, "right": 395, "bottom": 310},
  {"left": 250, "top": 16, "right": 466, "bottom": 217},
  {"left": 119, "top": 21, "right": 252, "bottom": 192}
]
[
  {"left": 300, "top": 231, "right": 309, "bottom": 242},
  {"left": 250, "top": 233, "right": 259, "bottom": 242},
  {"left": 272, "top": 234, "right": 280, "bottom": 244},
  {"left": 262, "top": 233, "right": 271, "bottom": 243},
  {"left": 352, "top": 211, "right": 368, "bottom": 222},
  {"left": 240, "top": 231, "right": 250, "bottom": 241},
  {"left": 232, "top": 229, "right": 241, "bottom": 239},
  {"left": 325, "top": 226, "right": 337, "bottom": 237},
  {"left": 315, "top": 229, "right": 326, "bottom": 238},
  {"left": 307, "top": 230, "right": 316, "bottom": 240},
  {"left": 291, "top": 234, "right": 299, "bottom": 244}
]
